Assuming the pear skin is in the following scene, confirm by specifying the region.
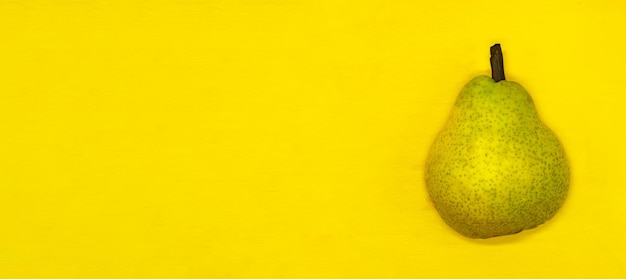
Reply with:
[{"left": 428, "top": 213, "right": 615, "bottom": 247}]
[{"left": 425, "top": 45, "right": 569, "bottom": 239}]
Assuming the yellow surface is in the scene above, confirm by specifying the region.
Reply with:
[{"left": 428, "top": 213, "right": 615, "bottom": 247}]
[{"left": 1, "top": 0, "right": 625, "bottom": 278}]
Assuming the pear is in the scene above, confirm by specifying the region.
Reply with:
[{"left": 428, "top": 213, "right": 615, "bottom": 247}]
[{"left": 425, "top": 44, "right": 569, "bottom": 238}]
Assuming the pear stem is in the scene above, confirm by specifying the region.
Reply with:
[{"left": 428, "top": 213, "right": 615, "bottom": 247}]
[{"left": 490, "top": 44, "right": 506, "bottom": 82}]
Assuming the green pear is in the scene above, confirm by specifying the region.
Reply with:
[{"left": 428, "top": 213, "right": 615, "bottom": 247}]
[{"left": 425, "top": 44, "right": 569, "bottom": 238}]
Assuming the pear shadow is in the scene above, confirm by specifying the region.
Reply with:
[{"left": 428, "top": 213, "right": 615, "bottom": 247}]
[
  {"left": 422, "top": 182, "right": 567, "bottom": 245},
  {"left": 455, "top": 212, "right": 564, "bottom": 245},
  {"left": 459, "top": 179, "right": 573, "bottom": 245},
  {"left": 422, "top": 166, "right": 573, "bottom": 245},
  {"left": 421, "top": 181, "right": 557, "bottom": 245}
]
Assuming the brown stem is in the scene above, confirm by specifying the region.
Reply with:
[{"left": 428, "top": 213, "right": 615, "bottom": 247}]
[{"left": 490, "top": 44, "right": 506, "bottom": 82}]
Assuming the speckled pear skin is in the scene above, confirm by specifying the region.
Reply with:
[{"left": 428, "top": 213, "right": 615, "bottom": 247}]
[{"left": 425, "top": 75, "right": 569, "bottom": 239}]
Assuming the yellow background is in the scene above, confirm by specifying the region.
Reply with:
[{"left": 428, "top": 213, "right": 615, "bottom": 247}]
[{"left": 1, "top": 0, "right": 625, "bottom": 278}]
